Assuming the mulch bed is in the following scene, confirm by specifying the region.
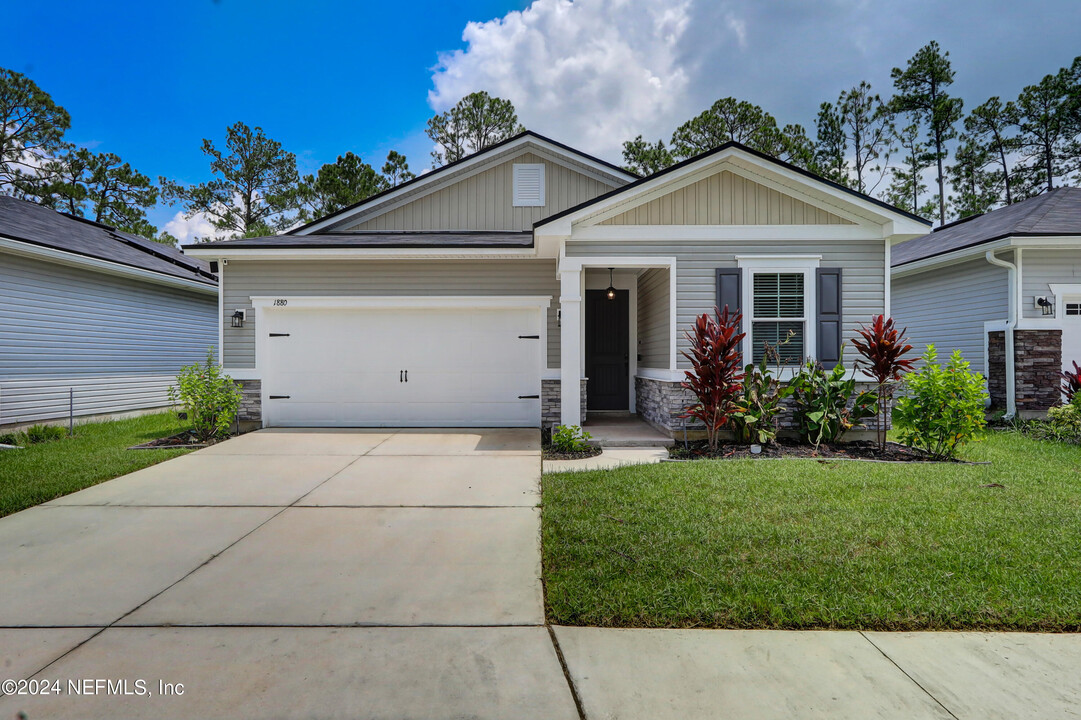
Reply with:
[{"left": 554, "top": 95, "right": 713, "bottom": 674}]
[
  {"left": 128, "top": 431, "right": 216, "bottom": 450},
  {"left": 668, "top": 439, "right": 972, "bottom": 463},
  {"left": 543, "top": 445, "right": 604, "bottom": 461}
]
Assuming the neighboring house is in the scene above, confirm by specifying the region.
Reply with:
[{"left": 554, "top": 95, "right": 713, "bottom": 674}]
[
  {"left": 892, "top": 188, "right": 1081, "bottom": 418},
  {"left": 0, "top": 196, "right": 218, "bottom": 427},
  {"left": 184, "top": 131, "right": 929, "bottom": 434}
]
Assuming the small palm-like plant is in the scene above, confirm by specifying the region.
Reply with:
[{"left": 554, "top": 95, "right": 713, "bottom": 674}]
[
  {"left": 680, "top": 307, "right": 745, "bottom": 452},
  {"left": 1062, "top": 361, "right": 1081, "bottom": 403},
  {"left": 851, "top": 314, "right": 916, "bottom": 453}
]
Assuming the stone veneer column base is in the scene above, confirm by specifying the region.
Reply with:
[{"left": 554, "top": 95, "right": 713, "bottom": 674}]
[
  {"left": 635, "top": 375, "right": 886, "bottom": 440},
  {"left": 987, "top": 329, "right": 1061, "bottom": 417},
  {"left": 541, "top": 378, "right": 588, "bottom": 429},
  {"left": 236, "top": 379, "right": 262, "bottom": 431}
]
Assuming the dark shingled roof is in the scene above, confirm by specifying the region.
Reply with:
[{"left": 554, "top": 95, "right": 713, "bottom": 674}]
[
  {"left": 184, "top": 230, "right": 534, "bottom": 249},
  {"left": 0, "top": 195, "right": 216, "bottom": 285},
  {"left": 892, "top": 187, "right": 1081, "bottom": 267}
]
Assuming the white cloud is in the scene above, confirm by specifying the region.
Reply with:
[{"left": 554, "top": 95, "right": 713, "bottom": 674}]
[
  {"left": 428, "top": 0, "right": 696, "bottom": 160},
  {"left": 162, "top": 210, "right": 218, "bottom": 244}
]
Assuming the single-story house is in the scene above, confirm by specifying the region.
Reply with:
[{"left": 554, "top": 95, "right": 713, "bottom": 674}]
[
  {"left": 0, "top": 196, "right": 218, "bottom": 428},
  {"left": 184, "top": 131, "right": 930, "bottom": 434},
  {"left": 892, "top": 188, "right": 1081, "bottom": 418}
]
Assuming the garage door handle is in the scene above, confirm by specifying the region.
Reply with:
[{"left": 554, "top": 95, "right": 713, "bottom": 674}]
[
  {"left": 269, "top": 333, "right": 290, "bottom": 337},
  {"left": 518, "top": 394, "right": 539, "bottom": 399},
  {"left": 400, "top": 370, "right": 403, "bottom": 383},
  {"left": 518, "top": 335, "right": 540, "bottom": 339},
  {"left": 269, "top": 395, "right": 290, "bottom": 399},
  {"left": 405, "top": 370, "right": 408, "bottom": 382}
]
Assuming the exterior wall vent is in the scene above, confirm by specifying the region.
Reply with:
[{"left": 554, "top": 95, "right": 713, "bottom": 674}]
[{"left": 513, "top": 163, "right": 545, "bottom": 207}]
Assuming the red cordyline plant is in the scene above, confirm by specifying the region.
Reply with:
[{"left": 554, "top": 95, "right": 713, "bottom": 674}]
[
  {"left": 680, "top": 307, "right": 746, "bottom": 452},
  {"left": 851, "top": 314, "right": 916, "bottom": 453},
  {"left": 1063, "top": 361, "right": 1081, "bottom": 402}
]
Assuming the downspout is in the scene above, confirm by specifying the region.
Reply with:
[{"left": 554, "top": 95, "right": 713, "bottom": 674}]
[{"left": 985, "top": 249, "right": 1017, "bottom": 418}]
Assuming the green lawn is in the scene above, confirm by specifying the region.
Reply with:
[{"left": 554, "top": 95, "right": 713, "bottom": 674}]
[
  {"left": 542, "top": 431, "right": 1081, "bottom": 631},
  {"left": 0, "top": 412, "right": 193, "bottom": 518}
]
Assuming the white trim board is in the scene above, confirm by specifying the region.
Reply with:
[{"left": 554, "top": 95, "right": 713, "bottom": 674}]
[
  {"left": 0, "top": 236, "right": 217, "bottom": 295},
  {"left": 184, "top": 247, "right": 540, "bottom": 261},
  {"left": 249, "top": 295, "right": 552, "bottom": 310}
]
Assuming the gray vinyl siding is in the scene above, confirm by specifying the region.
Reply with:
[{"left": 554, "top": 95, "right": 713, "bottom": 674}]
[
  {"left": 566, "top": 239, "right": 885, "bottom": 369},
  {"left": 1022, "top": 249, "right": 1081, "bottom": 319},
  {"left": 892, "top": 258, "right": 1008, "bottom": 374},
  {"left": 0, "top": 250, "right": 217, "bottom": 426},
  {"left": 345, "top": 152, "right": 615, "bottom": 232},
  {"left": 637, "top": 268, "right": 670, "bottom": 367},
  {"left": 223, "top": 259, "right": 560, "bottom": 369}
]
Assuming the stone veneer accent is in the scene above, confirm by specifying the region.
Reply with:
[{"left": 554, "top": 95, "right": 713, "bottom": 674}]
[
  {"left": 237, "top": 379, "right": 262, "bottom": 423},
  {"left": 989, "top": 329, "right": 1062, "bottom": 417},
  {"left": 987, "top": 332, "right": 1007, "bottom": 411},
  {"left": 541, "top": 378, "right": 588, "bottom": 429},
  {"left": 636, "top": 375, "right": 885, "bottom": 439}
]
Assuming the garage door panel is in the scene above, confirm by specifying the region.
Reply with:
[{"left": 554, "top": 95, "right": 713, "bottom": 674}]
[{"left": 264, "top": 304, "right": 543, "bottom": 427}]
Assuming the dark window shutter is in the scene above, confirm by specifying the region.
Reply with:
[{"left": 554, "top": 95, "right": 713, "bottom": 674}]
[
  {"left": 715, "top": 268, "right": 742, "bottom": 327},
  {"left": 816, "top": 267, "right": 843, "bottom": 368}
]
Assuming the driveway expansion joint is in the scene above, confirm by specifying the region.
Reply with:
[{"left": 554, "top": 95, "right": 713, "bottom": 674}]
[{"left": 859, "top": 631, "right": 961, "bottom": 720}]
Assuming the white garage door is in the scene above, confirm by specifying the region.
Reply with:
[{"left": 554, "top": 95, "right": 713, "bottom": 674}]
[
  {"left": 1063, "top": 298, "right": 1081, "bottom": 374},
  {"left": 261, "top": 302, "right": 544, "bottom": 427}
]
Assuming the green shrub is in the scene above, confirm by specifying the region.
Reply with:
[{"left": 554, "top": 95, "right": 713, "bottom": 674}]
[
  {"left": 0, "top": 432, "right": 20, "bottom": 446},
  {"left": 790, "top": 356, "right": 877, "bottom": 449},
  {"left": 550, "top": 425, "right": 593, "bottom": 453},
  {"left": 22, "top": 424, "right": 67, "bottom": 444},
  {"left": 168, "top": 348, "right": 242, "bottom": 442},
  {"left": 729, "top": 356, "right": 792, "bottom": 445},
  {"left": 1023, "top": 401, "right": 1081, "bottom": 444},
  {"left": 894, "top": 345, "right": 988, "bottom": 459}
]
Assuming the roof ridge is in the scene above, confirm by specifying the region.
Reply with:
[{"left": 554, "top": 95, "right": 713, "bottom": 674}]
[{"left": 1017, "top": 188, "right": 1071, "bottom": 232}]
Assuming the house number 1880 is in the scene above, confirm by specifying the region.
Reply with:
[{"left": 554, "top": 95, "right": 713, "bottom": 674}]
[{"left": 273, "top": 299, "right": 288, "bottom": 306}]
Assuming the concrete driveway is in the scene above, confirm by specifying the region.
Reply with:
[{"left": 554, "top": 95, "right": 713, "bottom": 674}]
[
  {"left": 0, "top": 428, "right": 579, "bottom": 720},
  {"left": 3, "top": 428, "right": 1079, "bottom": 719}
]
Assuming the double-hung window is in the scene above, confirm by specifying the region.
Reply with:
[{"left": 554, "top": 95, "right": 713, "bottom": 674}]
[
  {"left": 751, "top": 272, "right": 806, "bottom": 363},
  {"left": 736, "top": 256, "right": 819, "bottom": 366}
]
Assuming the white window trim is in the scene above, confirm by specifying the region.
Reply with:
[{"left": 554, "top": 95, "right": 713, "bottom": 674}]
[
  {"left": 737, "top": 256, "right": 820, "bottom": 364},
  {"left": 513, "top": 163, "right": 546, "bottom": 207}
]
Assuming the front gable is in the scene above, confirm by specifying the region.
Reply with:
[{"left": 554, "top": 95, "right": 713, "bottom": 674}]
[{"left": 599, "top": 169, "right": 853, "bottom": 226}]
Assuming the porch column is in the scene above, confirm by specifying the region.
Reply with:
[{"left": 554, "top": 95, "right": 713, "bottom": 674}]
[{"left": 559, "top": 266, "right": 583, "bottom": 427}]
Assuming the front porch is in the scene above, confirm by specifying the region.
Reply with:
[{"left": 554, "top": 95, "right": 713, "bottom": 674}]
[{"left": 557, "top": 257, "right": 681, "bottom": 432}]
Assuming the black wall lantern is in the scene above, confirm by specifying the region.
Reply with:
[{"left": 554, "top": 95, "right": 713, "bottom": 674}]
[
  {"left": 1037, "top": 296, "right": 1054, "bottom": 316},
  {"left": 605, "top": 267, "right": 616, "bottom": 301},
  {"left": 231, "top": 310, "right": 245, "bottom": 328}
]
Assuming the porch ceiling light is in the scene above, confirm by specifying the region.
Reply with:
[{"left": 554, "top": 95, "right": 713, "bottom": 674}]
[
  {"left": 606, "top": 267, "right": 616, "bottom": 301},
  {"left": 1037, "top": 296, "right": 1054, "bottom": 316}
]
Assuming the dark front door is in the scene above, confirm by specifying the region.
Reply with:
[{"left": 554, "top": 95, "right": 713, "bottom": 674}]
[{"left": 585, "top": 289, "right": 629, "bottom": 411}]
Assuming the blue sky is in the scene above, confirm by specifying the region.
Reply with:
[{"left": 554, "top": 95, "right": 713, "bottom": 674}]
[{"left": 3, "top": 0, "right": 1079, "bottom": 240}]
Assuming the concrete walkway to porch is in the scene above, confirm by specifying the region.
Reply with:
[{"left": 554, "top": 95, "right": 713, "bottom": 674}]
[{"left": 583, "top": 412, "right": 673, "bottom": 447}]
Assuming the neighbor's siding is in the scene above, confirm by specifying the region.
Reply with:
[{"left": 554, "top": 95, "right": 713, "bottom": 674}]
[
  {"left": 345, "top": 152, "right": 614, "bottom": 232},
  {"left": 636, "top": 268, "right": 670, "bottom": 367},
  {"left": 892, "top": 258, "right": 1008, "bottom": 374},
  {"left": 0, "top": 251, "right": 217, "bottom": 426},
  {"left": 223, "top": 259, "right": 560, "bottom": 368},
  {"left": 600, "top": 170, "right": 853, "bottom": 226},
  {"left": 566, "top": 239, "right": 884, "bottom": 369},
  {"left": 1021, "top": 249, "right": 1081, "bottom": 319}
]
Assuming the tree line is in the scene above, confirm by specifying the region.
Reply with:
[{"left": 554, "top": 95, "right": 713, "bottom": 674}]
[
  {"left": 0, "top": 68, "right": 524, "bottom": 243},
  {"left": 622, "top": 42, "right": 1081, "bottom": 225},
  {"left": 3, "top": 43, "right": 1077, "bottom": 244}
]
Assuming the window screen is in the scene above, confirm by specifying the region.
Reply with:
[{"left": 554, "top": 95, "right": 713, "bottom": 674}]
[{"left": 752, "top": 272, "right": 805, "bottom": 363}]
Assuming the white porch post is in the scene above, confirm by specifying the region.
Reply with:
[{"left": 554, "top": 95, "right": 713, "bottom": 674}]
[{"left": 560, "top": 266, "right": 583, "bottom": 427}]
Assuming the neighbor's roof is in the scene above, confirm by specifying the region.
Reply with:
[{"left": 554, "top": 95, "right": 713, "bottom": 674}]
[
  {"left": 892, "top": 187, "right": 1081, "bottom": 266},
  {"left": 185, "top": 230, "right": 534, "bottom": 249},
  {"left": 0, "top": 195, "right": 217, "bottom": 285}
]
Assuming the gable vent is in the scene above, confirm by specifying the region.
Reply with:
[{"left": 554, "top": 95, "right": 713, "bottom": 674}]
[{"left": 513, "top": 163, "right": 545, "bottom": 207}]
